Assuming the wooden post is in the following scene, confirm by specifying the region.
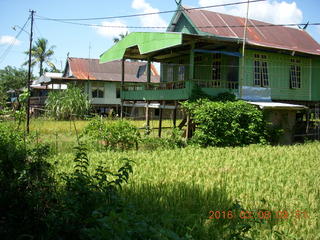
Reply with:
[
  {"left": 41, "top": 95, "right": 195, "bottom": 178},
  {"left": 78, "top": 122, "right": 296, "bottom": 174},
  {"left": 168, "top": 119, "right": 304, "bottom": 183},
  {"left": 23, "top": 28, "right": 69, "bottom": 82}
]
[
  {"left": 158, "top": 101, "right": 164, "bottom": 138},
  {"left": 26, "top": 10, "right": 35, "bottom": 134},
  {"left": 173, "top": 100, "right": 177, "bottom": 128},
  {"left": 145, "top": 101, "right": 150, "bottom": 135},
  {"left": 188, "top": 42, "right": 195, "bottom": 98},
  {"left": 147, "top": 58, "right": 151, "bottom": 89},
  {"left": 189, "top": 42, "right": 195, "bottom": 80},
  {"left": 121, "top": 58, "right": 125, "bottom": 119}
]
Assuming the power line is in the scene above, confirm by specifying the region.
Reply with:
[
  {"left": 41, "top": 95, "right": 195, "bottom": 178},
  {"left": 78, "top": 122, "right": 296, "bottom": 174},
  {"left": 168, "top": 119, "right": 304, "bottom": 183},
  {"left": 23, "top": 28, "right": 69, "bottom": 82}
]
[
  {"left": 0, "top": 17, "right": 30, "bottom": 64},
  {"left": 31, "top": 18, "right": 320, "bottom": 30},
  {"left": 35, "top": 0, "right": 265, "bottom": 21}
]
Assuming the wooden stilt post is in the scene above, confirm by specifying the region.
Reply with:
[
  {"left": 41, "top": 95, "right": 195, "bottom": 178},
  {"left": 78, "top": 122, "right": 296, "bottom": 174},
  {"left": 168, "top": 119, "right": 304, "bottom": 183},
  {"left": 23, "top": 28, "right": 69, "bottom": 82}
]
[
  {"left": 146, "top": 100, "right": 150, "bottom": 135},
  {"left": 121, "top": 58, "right": 125, "bottom": 119},
  {"left": 147, "top": 58, "right": 151, "bottom": 89},
  {"left": 158, "top": 101, "right": 164, "bottom": 137},
  {"left": 173, "top": 100, "right": 177, "bottom": 128}
]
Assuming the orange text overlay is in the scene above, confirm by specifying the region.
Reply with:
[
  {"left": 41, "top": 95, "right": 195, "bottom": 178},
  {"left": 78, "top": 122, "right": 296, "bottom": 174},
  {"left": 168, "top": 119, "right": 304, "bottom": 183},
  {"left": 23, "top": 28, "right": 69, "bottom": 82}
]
[{"left": 208, "top": 210, "right": 309, "bottom": 220}]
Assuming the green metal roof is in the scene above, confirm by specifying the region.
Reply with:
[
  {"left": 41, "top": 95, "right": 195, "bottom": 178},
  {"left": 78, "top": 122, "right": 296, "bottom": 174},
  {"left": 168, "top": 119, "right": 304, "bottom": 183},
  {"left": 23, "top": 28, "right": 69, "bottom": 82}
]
[{"left": 99, "top": 32, "right": 183, "bottom": 63}]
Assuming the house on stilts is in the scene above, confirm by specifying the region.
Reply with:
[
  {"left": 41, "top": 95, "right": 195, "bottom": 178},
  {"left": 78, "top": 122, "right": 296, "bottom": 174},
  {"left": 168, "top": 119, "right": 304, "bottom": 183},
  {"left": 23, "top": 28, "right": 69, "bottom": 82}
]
[{"left": 99, "top": 5, "right": 320, "bottom": 143}]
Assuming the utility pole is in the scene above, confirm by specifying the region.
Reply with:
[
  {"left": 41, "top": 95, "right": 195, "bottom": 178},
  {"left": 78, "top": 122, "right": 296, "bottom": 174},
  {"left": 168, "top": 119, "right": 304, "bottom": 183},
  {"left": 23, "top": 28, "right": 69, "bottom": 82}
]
[
  {"left": 26, "top": 10, "right": 35, "bottom": 133},
  {"left": 239, "top": 0, "right": 250, "bottom": 99}
]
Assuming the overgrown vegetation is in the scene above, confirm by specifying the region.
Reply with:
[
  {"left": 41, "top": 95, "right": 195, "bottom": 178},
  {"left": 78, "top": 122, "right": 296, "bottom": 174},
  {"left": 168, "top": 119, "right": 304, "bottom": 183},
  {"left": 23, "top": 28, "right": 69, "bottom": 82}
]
[
  {"left": 81, "top": 117, "right": 141, "bottom": 151},
  {"left": 1, "top": 119, "right": 319, "bottom": 239},
  {"left": 183, "top": 99, "right": 267, "bottom": 147},
  {"left": 45, "top": 86, "right": 91, "bottom": 120},
  {"left": 81, "top": 117, "right": 186, "bottom": 151}
]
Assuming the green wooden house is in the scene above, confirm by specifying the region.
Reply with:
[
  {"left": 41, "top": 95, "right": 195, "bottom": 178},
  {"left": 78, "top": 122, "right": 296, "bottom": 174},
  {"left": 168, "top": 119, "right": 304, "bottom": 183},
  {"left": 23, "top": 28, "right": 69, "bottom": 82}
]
[{"left": 100, "top": 6, "right": 320, "bottom": 106}]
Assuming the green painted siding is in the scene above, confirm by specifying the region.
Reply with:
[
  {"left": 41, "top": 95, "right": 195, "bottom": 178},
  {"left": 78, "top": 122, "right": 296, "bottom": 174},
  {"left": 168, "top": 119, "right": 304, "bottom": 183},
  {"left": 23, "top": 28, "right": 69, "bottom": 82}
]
[
  {"left": 85, "top": 82, "right": 121, "bottom": 105},
  {"left": 122, "top": 88, "right": 189, "bottom": 101},
  {"left": 311, "top": 58, "right": 320, "bottom": 101},
  {"left": 243, "top": 50, "right": 313, "bottom": 101}
]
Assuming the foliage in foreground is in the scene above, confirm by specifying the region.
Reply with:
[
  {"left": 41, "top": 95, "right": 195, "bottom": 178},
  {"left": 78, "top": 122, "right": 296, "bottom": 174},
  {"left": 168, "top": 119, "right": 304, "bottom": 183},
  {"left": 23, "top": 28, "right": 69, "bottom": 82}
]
[
  {"left": 45, "top": 86, "right": 91, "bottom": 120},
  {"left": 0, "top": 124, "right": 189, "bottom": 239},
  {"left": 0, "top": 124, "right": 55, "bottom": 238},
  {"left": 183, "top": 99, "right": 267, "bottom": 147}
]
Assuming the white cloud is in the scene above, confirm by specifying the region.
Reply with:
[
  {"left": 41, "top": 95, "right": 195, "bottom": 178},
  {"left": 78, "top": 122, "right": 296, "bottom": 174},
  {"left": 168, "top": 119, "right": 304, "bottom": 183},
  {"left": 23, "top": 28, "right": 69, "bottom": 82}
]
[
  {"left": 198, "top": 0, "right": 303, "bottom": 25},
  {"left": 94, "top": 20, "right": 129, "bottom": 38},
  {"left": 0, "top": 35, "right": 21, "bottom": 45},
  {"left": 131, "top": 0, "right": 167, "bottom": 30}
]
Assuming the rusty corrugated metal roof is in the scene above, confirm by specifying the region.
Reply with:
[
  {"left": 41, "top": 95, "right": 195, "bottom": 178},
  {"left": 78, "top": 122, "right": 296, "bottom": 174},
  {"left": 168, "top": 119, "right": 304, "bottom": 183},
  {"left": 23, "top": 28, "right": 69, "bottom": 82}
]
[
  {"left": 183, "top": 8, "right": 320, "bottom": 55},
  {"left": 64, "top": 57, "right": 159, "bottom": 82}
]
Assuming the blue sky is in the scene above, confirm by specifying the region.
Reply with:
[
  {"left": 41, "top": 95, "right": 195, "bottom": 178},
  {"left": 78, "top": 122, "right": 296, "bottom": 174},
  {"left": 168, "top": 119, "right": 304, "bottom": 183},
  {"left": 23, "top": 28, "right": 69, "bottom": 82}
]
[{"left": 1, "top": 0, "right": 319, "bottom": 75}]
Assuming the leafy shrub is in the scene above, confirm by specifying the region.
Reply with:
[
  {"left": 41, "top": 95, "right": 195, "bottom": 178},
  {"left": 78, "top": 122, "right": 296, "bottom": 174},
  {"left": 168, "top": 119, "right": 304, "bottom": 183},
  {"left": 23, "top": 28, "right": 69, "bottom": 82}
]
[
  {"left": 190, "top": 84, "right": 236, "bottom": 102},
  {"left": 0, "top": 124, "right": 55, "bottom": 239},
  {"left": 46, "top": 85, "right": 91, "bottom": 120},
  {"left": 45, "top": 144, "right": 135, "bottom": 238},
  {"left": 81, "top": 118, "right": 140, "bottom": 151},
  {"left": 140, "top": 128, "right": 186, "bottom": 150},
  {"left": 105, "top": 120, "right": 140, "bottom": 151},
  {"left": 183, "top": 99, "right": 267, "bottom": 147}
]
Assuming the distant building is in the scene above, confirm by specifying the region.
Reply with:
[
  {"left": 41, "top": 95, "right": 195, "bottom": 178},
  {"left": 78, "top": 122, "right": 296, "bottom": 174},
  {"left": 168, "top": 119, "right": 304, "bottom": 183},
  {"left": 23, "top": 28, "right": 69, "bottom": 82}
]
[{"left": 35, "top": 57, "right": 160, "bottom": 116}]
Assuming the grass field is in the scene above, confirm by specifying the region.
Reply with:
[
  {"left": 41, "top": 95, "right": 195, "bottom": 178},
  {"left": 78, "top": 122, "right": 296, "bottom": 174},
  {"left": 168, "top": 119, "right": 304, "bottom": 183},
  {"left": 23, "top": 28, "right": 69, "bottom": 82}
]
[
  {"left": 6, "top": 119, "right": 320, "bottom": 239},
  {"left": 25, "top": 119, "right": 319, "bottom": 240},
  {"left": 23, "top": 118, "right": 182, "bottom": 152}
]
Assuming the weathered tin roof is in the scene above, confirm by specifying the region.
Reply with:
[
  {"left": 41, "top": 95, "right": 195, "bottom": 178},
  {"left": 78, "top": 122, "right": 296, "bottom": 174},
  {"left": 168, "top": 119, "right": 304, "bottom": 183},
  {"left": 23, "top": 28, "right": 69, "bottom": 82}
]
[
  {"left": 64, "top": 57, "right": 159, "bottom": 82},
  {"left": 183, "top": 8, "right": 320, "bottom": 55}
]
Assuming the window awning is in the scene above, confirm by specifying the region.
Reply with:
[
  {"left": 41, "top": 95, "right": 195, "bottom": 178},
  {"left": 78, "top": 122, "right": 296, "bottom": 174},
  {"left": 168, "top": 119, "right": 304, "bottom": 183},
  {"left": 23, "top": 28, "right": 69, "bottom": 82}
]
[{"left": 99, "top": 32, "right": 184, "bottom": 63}]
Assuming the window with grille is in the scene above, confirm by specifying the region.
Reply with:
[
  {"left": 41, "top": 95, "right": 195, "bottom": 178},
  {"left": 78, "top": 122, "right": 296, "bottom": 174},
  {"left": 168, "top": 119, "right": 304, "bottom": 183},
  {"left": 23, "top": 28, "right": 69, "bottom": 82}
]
[
  {"left": 178, "top": 65, "right": 185, "bottom": 81},
  {"left": 92, "top": 82, "right": 104, "bottom": 98},
  {"left": 290, "top": 59, "right": 301, "bottom": 89},
  {"left": 212, "top": 53, "right": 221, "bottom": 81},
  {"left": 254, "top": 54, "right": 269, "bottom": 87},
  {"left": 167, "top": 65, "right": 174, "bottom": 82}
]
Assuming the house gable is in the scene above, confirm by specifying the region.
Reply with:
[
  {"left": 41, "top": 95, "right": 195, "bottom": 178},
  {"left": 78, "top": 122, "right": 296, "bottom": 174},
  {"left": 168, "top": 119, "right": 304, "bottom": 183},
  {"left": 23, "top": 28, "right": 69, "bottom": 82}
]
[
  {"left": 167, "top": 7, "right": 199, "bottom": 34},
  {"left": 168, "top": 13, "right": 199, "bottom": 34}
]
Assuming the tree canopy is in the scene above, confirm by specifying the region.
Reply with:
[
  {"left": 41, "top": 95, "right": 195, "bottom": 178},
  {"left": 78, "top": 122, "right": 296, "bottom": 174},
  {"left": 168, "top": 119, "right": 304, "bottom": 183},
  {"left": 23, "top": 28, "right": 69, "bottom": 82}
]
[
  {"left": 0, "top": 66, "right": 30, "bottom": 92},
  {"left": 24, "top": 38, "right": 56, "bottom": 76}
]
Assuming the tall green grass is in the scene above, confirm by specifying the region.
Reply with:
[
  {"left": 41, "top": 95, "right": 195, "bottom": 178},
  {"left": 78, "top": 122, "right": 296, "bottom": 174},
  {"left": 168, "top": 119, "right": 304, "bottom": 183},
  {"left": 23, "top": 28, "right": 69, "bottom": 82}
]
[{"left": 50, "top": 143, "right": 320, "bottom": 239}]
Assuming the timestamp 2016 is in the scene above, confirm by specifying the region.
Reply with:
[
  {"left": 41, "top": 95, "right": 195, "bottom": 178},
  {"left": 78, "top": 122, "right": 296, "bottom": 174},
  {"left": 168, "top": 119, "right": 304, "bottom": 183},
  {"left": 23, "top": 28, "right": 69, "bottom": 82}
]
[{"left": 208, "top": 210, "right": 309, "bottom": 220}]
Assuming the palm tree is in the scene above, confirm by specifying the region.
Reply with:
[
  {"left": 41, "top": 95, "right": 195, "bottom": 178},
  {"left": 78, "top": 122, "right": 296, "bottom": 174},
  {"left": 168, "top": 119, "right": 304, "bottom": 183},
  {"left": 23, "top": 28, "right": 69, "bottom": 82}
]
[{"left": 24, "top": 38, "right": 56, "bottom": 76}]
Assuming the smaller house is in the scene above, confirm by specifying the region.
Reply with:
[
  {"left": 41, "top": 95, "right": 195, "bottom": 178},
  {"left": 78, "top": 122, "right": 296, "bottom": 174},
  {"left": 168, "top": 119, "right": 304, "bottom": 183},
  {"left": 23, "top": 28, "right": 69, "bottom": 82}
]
[
  {"left": 37, "top": 57, "right": 160, "bottom": 116},
  {"left": 30, "top": 72, "right": 67, "bottom": 113}
]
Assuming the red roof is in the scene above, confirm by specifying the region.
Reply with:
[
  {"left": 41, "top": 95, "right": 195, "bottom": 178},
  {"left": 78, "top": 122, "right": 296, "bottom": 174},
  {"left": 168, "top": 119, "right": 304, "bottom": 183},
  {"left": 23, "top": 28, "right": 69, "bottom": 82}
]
[
  {"left": 183, "top": 8, "right": 320, "bottom": 55},
  {"left": 64, "top": 57, "right": 160, "bottom": 83}
]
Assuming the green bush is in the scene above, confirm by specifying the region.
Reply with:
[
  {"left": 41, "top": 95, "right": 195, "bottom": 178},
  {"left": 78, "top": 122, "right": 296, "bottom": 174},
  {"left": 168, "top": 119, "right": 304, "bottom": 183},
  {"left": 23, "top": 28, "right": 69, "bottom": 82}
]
[
  {"left": 0, "top": 124, "right": 55, "bottom": 239},
  {"left": 81, "top": 118, "right": 141, "bottom": 151},
  {"left": 46, "top": 86, "right": 91, "bottom": 120},
  {"left": 190, "top": 85, "right": 236, "bottom": 102},
  {"left": 105, "top": 120, "right": 140, "bottom": 151},
  {"left": 140, "top": 128, "right": 186, "bottom": 150},
  {"left": 183, "top": 99, "right": 267, "bottom": 147}
]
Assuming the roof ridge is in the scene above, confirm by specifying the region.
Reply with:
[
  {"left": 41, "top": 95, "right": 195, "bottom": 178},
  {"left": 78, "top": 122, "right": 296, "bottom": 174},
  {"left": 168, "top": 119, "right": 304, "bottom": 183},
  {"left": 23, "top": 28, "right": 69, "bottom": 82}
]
[{"left": 68, "top": 57, "right": 99, "bottom": 60}]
